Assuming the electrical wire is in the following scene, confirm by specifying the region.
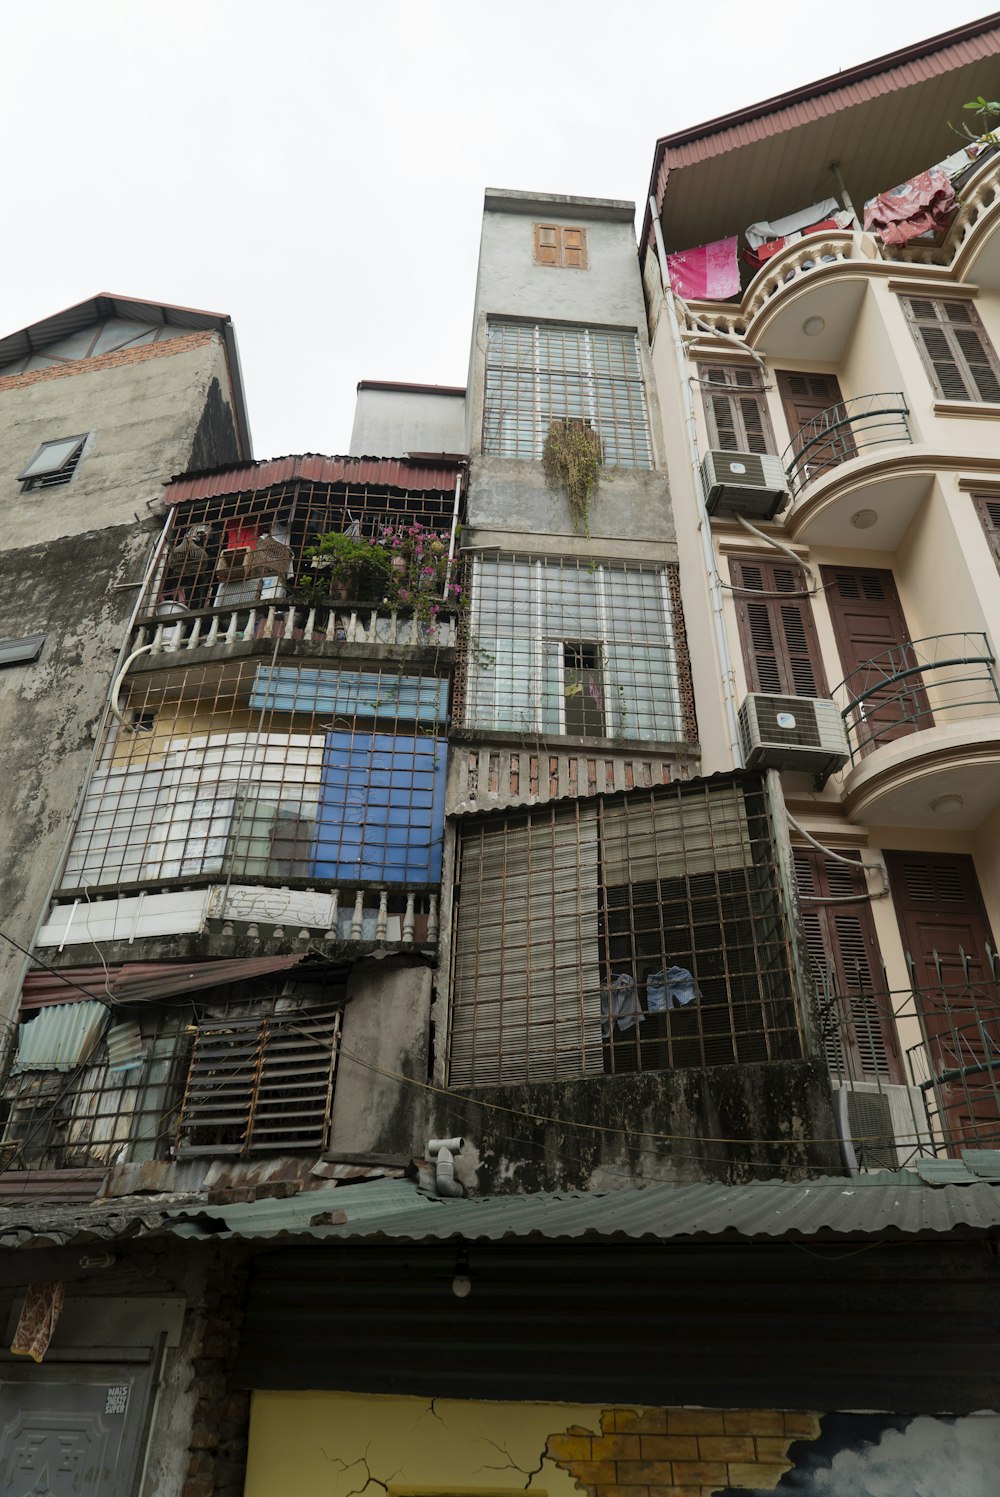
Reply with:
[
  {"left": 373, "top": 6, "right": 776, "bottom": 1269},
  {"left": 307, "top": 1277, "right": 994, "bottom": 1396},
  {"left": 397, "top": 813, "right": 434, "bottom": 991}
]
[
  {"left": 335, "top": 1042, "right": 943, "bottom": 1153},
  {"left": 0, "top": 928, "right": 114, "bottom": 1007}
]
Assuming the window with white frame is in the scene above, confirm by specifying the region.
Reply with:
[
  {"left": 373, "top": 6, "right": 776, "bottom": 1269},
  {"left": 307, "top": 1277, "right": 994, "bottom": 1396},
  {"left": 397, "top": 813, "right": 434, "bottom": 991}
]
[
  {"left": 18, "top": 434, "right": 88, "bottom": 491},
  {"left": 483, "top": 321, "right": 652, "bottom": 467},
  {"left": 465, "top": 555, "right": 684, "bottom": 743}
]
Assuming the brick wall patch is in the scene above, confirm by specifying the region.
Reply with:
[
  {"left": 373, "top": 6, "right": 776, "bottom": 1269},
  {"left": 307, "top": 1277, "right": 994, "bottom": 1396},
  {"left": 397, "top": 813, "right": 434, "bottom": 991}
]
[
  {"left": 0, "top": 331, "right": 217, "bottom": 394},
  {"left": 545, "top": 1407, "right": 821, "bottom": 1497}
]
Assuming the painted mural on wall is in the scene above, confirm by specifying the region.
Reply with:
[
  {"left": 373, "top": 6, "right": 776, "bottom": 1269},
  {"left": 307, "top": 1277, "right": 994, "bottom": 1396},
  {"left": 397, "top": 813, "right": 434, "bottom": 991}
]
[{"left": 244, "top": 1393, "right": 1000, "bottom": 1497}]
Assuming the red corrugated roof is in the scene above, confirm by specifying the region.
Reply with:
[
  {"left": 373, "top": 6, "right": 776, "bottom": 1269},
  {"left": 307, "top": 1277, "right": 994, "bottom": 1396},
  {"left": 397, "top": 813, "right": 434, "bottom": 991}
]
[{"left": 165, "top": 454, "right": 465, "bottom": 505}]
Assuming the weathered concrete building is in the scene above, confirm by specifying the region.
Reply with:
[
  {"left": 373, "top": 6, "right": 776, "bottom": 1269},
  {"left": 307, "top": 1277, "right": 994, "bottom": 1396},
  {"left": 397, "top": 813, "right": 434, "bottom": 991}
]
[
  {"left": 0, "top": 18, "right": 999, "bottom": 1497},
  {"left": 0, "top": 294, "right": 249, "bottom": 1013}
]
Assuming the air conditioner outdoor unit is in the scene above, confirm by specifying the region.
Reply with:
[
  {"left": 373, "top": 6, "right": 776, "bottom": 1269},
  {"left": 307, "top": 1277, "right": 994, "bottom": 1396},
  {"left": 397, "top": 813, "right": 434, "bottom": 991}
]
[
  {"left": 832, "top": 1082, "right": 934, "bottom": 1173},
  {"left": 702, "top": 449, "right": 789, "bottom": 520},
  {"left": 739, "top": 693, "right": 849, "bottom": 778}
]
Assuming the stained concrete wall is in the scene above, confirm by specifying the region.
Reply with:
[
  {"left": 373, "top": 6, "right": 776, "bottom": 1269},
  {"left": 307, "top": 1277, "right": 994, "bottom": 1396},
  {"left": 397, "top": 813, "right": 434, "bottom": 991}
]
[
  {"left": 349, "top": 386, "right": 467, "bottom": 458},
  {"left": 329, "top": 959, "right": 434, "bottom": 1156},
  {"left": 0, "top": 328, "right": 243, "bottom": 1023}
]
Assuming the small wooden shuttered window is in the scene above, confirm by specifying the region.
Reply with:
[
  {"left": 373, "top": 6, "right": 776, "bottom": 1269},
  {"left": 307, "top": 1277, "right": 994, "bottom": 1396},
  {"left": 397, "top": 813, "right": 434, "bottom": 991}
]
[
  {"left": 700, "top": 365, "right": 774, "bottom": 454},
  {"left": 794, "top": 848, "right": 899, "bottom": 1081},
  {"left": 176, "top": 1004, "right": 342, "bottom": 1156},
  {"left": 533, "top": 224, "right": 589, "bottom": 269},
  {"left": 973, "top": 493, "right": 1000, "bottom": 573},
  {"left": 901, "top": 297, "right": 1000, "bottom": 402},
  {"left": 731, "top": 556, "right": 828, "bottom": 697}
]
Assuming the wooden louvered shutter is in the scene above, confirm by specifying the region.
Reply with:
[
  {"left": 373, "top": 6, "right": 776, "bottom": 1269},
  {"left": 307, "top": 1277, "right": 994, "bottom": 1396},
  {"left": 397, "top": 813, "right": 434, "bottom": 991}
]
[
  {"left": 732, "top": 557, "right": 828, "bottom": 697},
  {"left": 821, "top": 565, "right": 929, "bottom": 753},
  {"left": 973, "top": 493, "right": 1000, "bottom": 573},
  {"left": 533, "top": 224, "right": 560, "bottom": 266},
  {"left": 701, "top": 366, "right": 773, "bottom": 454},
  {"left": 561, "top": 227, "right": 589, "bottom": 269},
  {"left": 903, "top": 297, "right": 1000, "bottom": 402},
  {"left": 794, "top": 848, "right": 899, "bottom": 1081}
]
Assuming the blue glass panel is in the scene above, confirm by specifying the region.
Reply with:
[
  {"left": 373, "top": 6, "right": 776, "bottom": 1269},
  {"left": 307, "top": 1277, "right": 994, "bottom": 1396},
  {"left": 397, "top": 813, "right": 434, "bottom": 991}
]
[
  {"left": 312, "top": 731, "right": 446, "bottom": 884},
  {"left": 250, "top": 667, "right": 448, "bottom": 724}
]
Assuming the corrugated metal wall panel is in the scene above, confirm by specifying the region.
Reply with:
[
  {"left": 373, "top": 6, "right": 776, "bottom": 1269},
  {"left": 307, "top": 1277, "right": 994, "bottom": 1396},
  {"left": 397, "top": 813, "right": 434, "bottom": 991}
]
[{"left": 13, "top": 1002, "right": 108, "bottom": 1071}]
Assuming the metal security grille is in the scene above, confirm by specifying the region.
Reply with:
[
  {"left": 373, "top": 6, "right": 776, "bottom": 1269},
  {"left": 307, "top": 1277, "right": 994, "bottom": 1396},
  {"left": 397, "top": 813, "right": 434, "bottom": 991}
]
[
  {"left": 483, "top": 322, "right": 652, "bottom": 467},
  {"left": 1, "top": 1013, "right": 188, "bottom": 1172},
  {"left": 150, "top": 481, "right": 457, "bottom": 616},
  {"left": 465, "top": 555, "right": 685, "bottom": 742},
  {"left": 61, "top": 658, "right": 448, "bottom": 895},
  {"left": 449, "top": 776, "right": 801, "bottom": 1087},
  {"left": 176, "top": 1003, "right": 342, "bottom": 1156}
]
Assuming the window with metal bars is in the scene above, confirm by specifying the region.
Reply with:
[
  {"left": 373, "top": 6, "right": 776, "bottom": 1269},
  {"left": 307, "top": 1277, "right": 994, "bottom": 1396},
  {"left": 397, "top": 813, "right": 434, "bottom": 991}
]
[
  {"left": 700, "top": 366, "right": 775, "bottom": 454},
  {"left": 176, "top": 1001, "right": 342, "bottom": 1157},
  {"left": 731, "top": 556, "right": 828, "bottom": 697},
  {"left": 793, "top": 848, "right": 900, "bottom": 1083},
  {"left": 901, "top": 297, "right": 1000, "bottom": 402},
  {"left": 60, "top": 659, "right": 448, "bottom": 894},
  {"left": 18, "top": 435, "right": 88, "bottom": 492},
  {"left": 465, "top": 555, "right": 684, "bottom": 742},
  {"left": 0, "top": 1010, "right": 188, "bottom": 1172},
  {"left": 482, "top": 321, "right": 652, "bottom": 467},
  {"left": 449, "top": 776, "right": 802, "bottom": 1087},
  {"left": 152, "top": 482, "right": 457, "bottom": 616}
]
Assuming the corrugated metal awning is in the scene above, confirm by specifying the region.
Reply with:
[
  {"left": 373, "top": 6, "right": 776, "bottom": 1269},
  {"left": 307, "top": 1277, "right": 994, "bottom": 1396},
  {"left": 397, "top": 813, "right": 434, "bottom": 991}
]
[
  {"left": 13, "top": 1002, "right": 108, "bottom": 1072},
  {"left": 21, "top": 955, "right": 316, "bottom": 1011},
  {"left": 165, "top": 454, "right": 465, "bottom": 505}
]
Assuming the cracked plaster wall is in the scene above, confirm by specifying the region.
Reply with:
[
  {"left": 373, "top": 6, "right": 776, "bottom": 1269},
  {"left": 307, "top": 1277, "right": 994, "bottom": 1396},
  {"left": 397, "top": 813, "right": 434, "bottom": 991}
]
[{"left": 243, "top": 1393, "right": 1000, "bottom": 1497}]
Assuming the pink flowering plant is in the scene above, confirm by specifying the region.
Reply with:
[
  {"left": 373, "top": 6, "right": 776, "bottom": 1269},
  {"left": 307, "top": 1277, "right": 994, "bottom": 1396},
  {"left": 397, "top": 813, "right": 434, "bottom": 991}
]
[
  {"left": 380, "top": 521, "right": 463, "bottom": 636},
  {"left": 295, "top": 522, "right": 463, "bottom": 637}
]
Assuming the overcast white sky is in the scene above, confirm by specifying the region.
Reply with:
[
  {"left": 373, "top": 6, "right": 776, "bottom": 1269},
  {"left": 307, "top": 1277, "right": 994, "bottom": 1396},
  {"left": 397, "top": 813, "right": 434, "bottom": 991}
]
[{"left": 3, "top": 2, "right": 995, "bottom": 458}]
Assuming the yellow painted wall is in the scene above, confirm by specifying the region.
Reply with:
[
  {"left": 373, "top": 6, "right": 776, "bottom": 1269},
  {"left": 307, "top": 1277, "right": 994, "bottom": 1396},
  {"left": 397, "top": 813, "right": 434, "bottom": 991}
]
[{"left": 243, "top": 1392, "right": 818, "bottom": 1497}]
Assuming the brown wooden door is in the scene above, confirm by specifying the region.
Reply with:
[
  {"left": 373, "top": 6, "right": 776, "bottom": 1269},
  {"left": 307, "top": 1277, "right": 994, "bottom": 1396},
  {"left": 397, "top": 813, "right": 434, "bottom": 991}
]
[
  {"left": 887, "top": 850, "right": 1000, "bottom": 1152},
  {"left": 795, "top": 848, "right": 902, "bottom": 1082},
  {"left": 822, "top": 566, "right": 931, "bottom": 755},
  {"left": 777, "top": 371, "right": 857, "bottom": 482}
]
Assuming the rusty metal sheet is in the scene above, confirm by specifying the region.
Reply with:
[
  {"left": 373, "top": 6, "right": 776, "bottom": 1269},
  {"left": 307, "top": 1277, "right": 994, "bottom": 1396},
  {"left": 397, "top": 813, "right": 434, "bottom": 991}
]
[{"left": 164, "top": 454, "right": 464, "bottom": 505}]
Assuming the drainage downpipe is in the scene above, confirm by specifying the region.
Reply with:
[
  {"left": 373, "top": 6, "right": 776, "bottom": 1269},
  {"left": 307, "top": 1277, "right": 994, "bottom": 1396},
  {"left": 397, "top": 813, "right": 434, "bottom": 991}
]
[{"left": 649, "top": 195, "right": 743, "bottom": 768}]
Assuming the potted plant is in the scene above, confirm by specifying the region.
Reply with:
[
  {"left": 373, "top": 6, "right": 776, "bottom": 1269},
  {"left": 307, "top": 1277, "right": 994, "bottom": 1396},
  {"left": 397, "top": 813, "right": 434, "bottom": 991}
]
[{"left": 297, "top": 531, "right": 392, "bottom": 604}]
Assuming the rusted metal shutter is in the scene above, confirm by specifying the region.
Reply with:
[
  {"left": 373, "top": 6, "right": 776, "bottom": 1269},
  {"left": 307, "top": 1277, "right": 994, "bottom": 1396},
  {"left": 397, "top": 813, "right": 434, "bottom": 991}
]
[
  {"left": 731, "top": 557, "right": 827, "bottom": 697},
  {"left": 902, "top": 298, "right": 1000, "bottom": 402},
  {"left": 176, "top": 1005, "right": 342, "bottom": 1157}
]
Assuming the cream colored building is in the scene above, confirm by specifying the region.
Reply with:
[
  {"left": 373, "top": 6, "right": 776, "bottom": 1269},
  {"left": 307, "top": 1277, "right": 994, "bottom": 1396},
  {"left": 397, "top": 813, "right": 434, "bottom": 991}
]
[{"left": 643, "top": 16, "right": 1000, "bottom": 1162}]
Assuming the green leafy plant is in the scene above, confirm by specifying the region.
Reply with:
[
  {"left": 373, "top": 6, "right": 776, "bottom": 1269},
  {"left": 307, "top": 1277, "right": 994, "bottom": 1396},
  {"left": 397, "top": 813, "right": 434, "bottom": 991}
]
[
  {"left": 380, "top": 521, "right": 463, "bottom": 637},
  {"left": 543, "top": 418, "right": 602, "bottom": 536},
  {"left": 296, "top": 531, "right": 392, "bottom": 604},
  {"left": 952, "top": 96, "right": 1000, "bottom": 147}
]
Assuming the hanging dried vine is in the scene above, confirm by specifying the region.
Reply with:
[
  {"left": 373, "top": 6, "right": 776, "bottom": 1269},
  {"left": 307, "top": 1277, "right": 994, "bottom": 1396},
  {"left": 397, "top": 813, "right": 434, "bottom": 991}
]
[{"left": 542, "top": 417, "right": 602, "bottom": 536}]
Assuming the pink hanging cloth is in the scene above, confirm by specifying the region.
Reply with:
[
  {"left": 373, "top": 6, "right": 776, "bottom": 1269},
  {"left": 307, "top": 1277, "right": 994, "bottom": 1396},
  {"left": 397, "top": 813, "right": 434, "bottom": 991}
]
[
  {"left": 864, "top": 166, "right": 957, "bottom": 247},
  {"left": 666, "top": 236, "right": 740, "bottom": 300}
]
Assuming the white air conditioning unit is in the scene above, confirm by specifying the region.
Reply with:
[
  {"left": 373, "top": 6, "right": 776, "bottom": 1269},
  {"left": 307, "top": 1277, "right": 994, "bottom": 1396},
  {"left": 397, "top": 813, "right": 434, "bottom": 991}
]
[
  {"left": 832, "top": 1082, "right": 934, "bottom": 1173},
  {"left": 702, "top": 449, "right": 788, "bottom": 520},
  {"left": 739, "top": 693, "right": 849, "bottom": 778}
]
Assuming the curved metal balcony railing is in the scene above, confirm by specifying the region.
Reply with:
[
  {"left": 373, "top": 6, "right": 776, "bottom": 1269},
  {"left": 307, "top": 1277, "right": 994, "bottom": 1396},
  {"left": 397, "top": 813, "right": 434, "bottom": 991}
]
[
  {"left": 783, "top": 392, "right": 911, "bottom": 497},
  {"left": 832, "top": 632, "right": 1000, "bottom": 762}
]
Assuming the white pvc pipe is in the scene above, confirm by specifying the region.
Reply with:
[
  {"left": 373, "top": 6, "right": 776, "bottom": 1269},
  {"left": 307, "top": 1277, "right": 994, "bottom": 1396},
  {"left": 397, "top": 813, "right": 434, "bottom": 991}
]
[{"left": 649, "top": 195, "right": 744, "bottom": 767}]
